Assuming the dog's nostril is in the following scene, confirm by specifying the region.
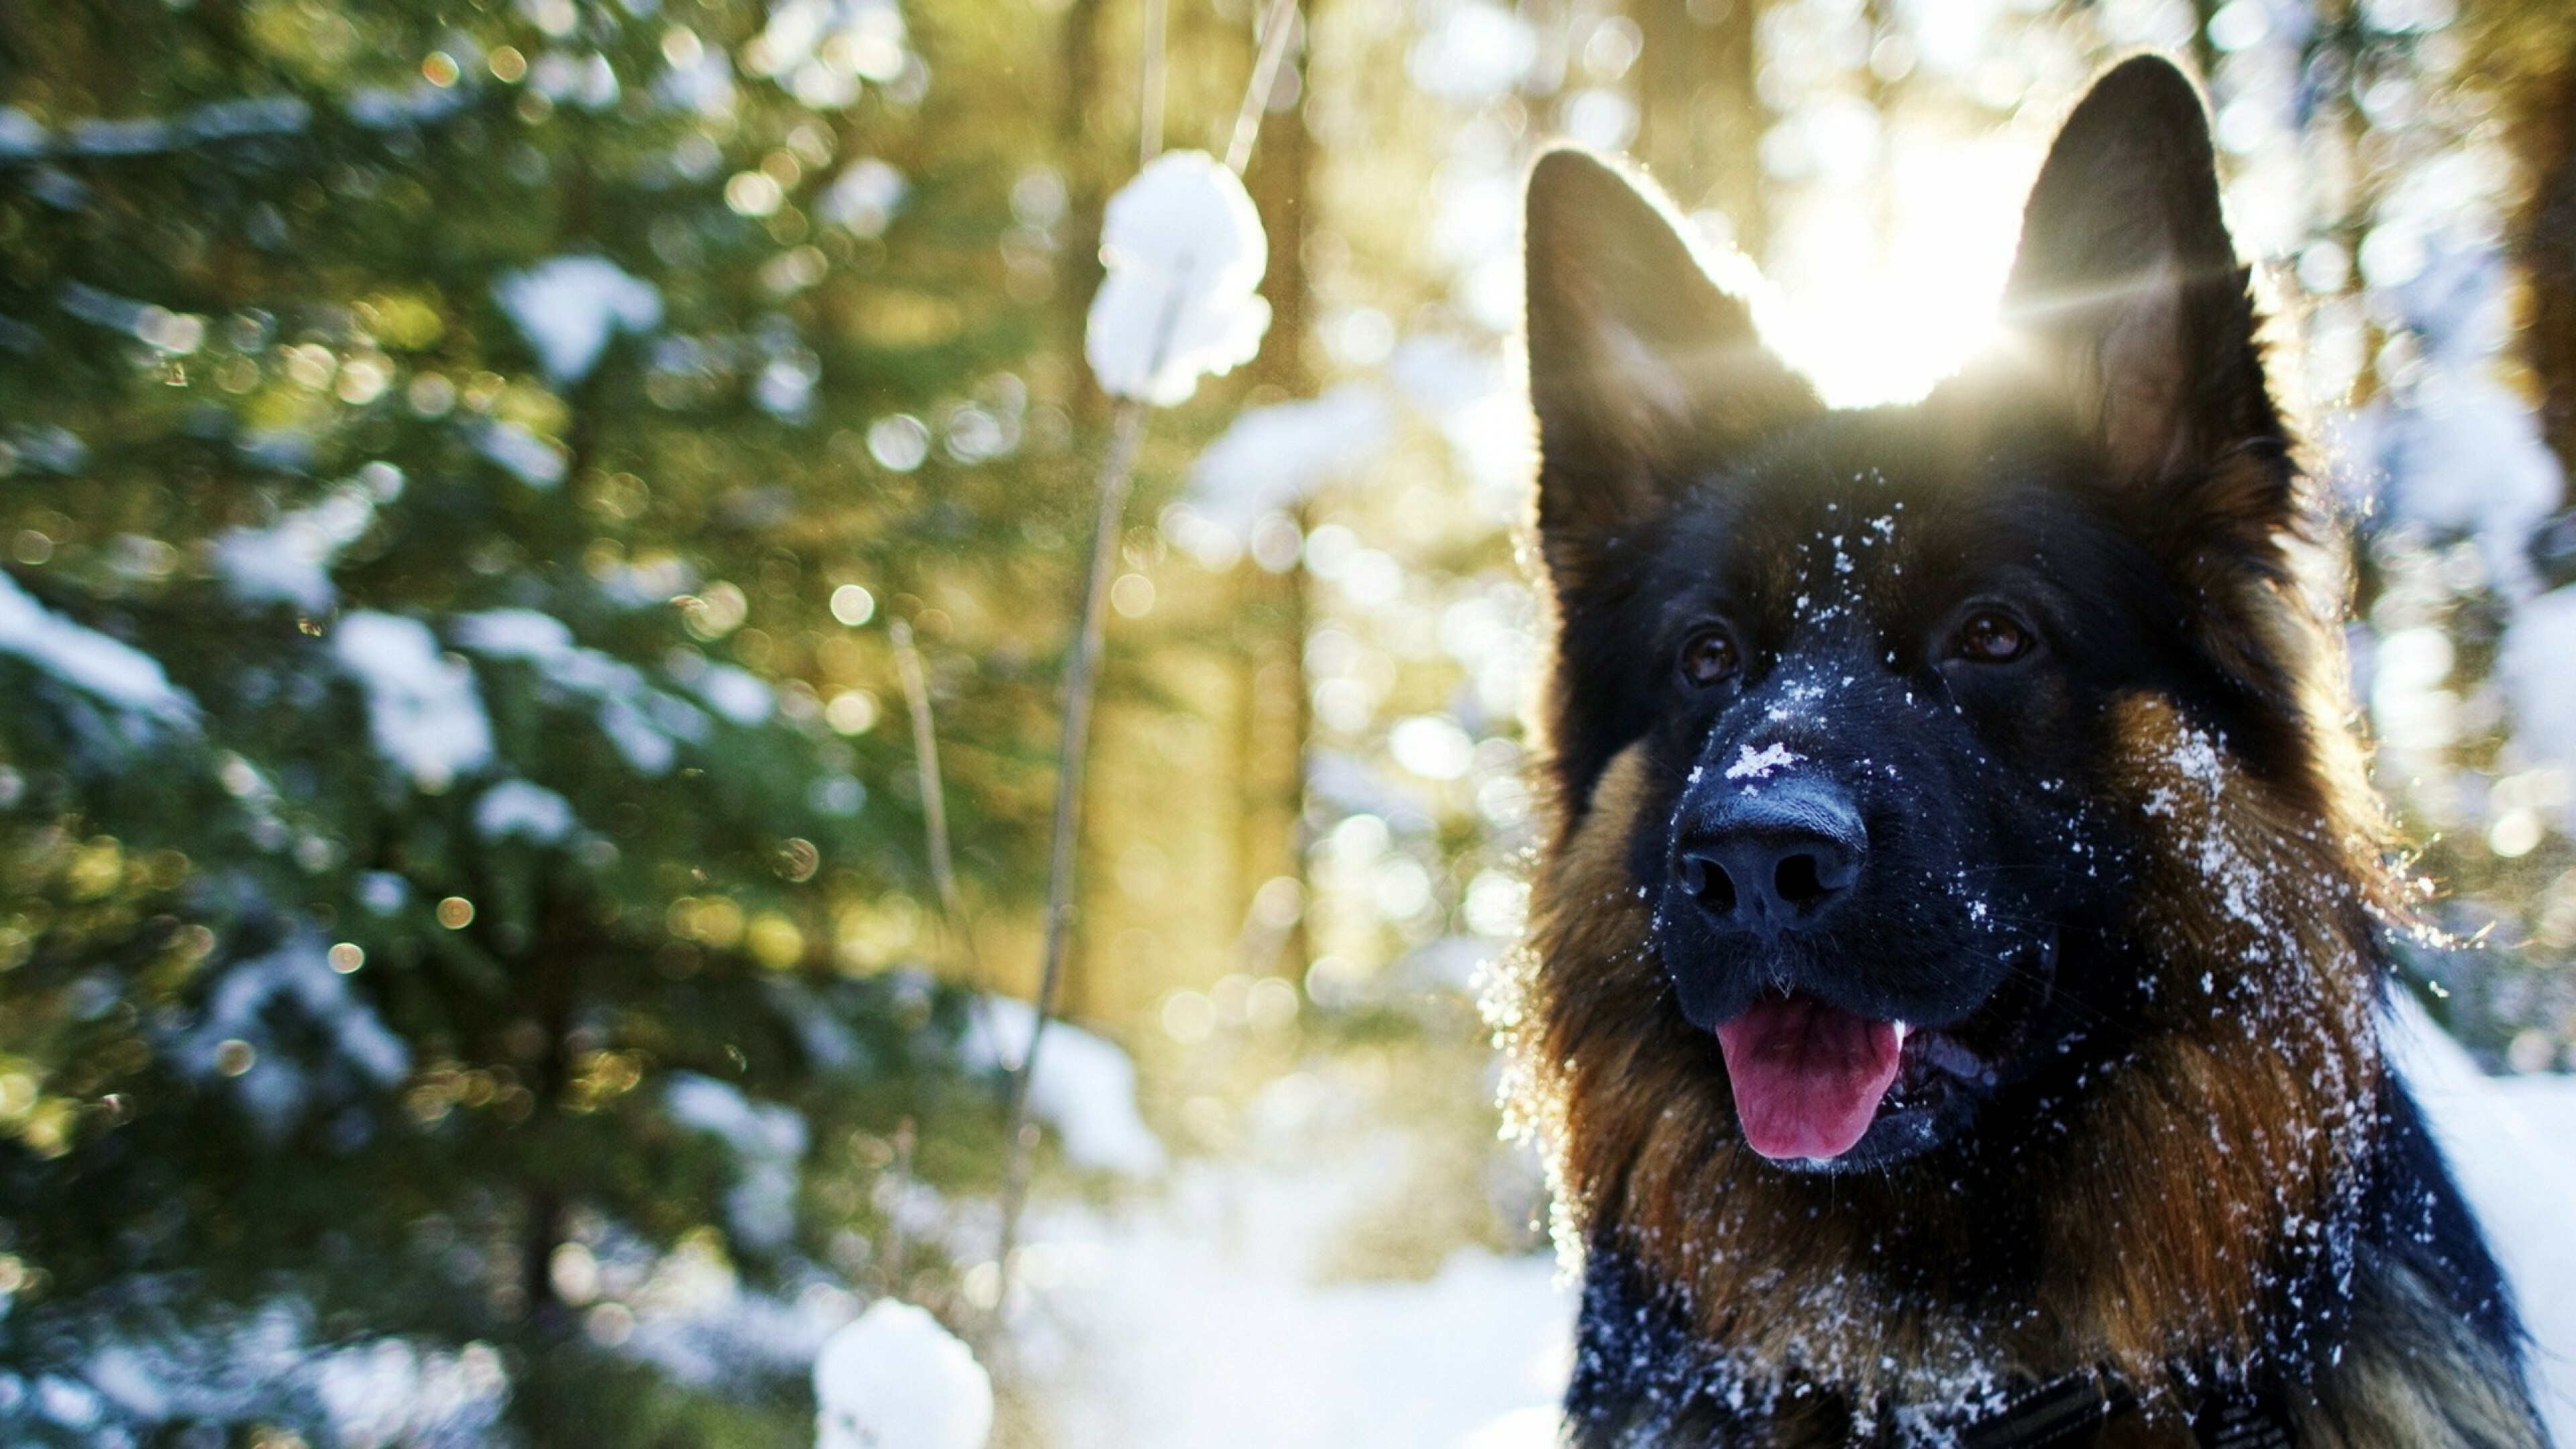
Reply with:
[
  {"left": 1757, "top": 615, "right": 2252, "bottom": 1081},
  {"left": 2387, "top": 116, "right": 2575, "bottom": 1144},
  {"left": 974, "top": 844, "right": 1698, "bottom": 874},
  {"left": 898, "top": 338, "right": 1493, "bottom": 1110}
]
[
  {"left": 1696, "top": 860, "right": 1737, "bottom": 916},
  {"left": 1670, "top": 778, "right": 1865, "bottom": 934},
  {"left": 1678, "top": 852, "right": 1739, "bottom": 916},
  {"left": 1673, "top": 830, "right": 1859, "bottom": 932},
  {"left": 1774, "top": 853, "right": 1827, "bottom": 908}
]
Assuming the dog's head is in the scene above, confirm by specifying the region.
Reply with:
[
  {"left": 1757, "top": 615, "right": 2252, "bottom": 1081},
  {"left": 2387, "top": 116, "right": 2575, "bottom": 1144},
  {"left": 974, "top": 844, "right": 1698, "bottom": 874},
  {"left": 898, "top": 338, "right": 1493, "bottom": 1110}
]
[{"left": 1520, "top": 56, "right": 2367, "bottom": 1176}]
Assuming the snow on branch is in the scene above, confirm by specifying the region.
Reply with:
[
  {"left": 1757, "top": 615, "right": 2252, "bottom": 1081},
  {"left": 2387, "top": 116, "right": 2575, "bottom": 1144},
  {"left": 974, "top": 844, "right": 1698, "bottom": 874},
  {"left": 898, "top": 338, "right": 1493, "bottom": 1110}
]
[
  {"left": 10, "top": 1297, "right": 505, "bottom": 1444},
  {"left": 749, "top": 0, "right": 914, "bottom": 109},
  {"left": 963, "top": 995, "right": 1165, "bottom": 1178},
  {"left": 169, "top": 932, "right": 412, "bottom": 1136},
  {"left": 451, "top": 608, "right": 712, "bottom": 775},
  {"left": 0, "top": 95, "right": 311, "bottom": 164},
  {"left": 476, "top": 420, "right": 570, "bottom": 489},
  {"left": 473, "top": 778, "right": 580, "bottom": 845},
  {"left": 665, "top": 1073, "right": 810, "bottom": 1252},
  {"left": 215, "top": 464, "right": 403, "bottom": 615},
  {"left": 494, "top": 256, "right": 665, "bottom": 386},
  {"left": 1083, "top": 151, "right": 1271, "bottom": 407},
  {"left": 0, "top": 570, "right": 197, "bottom": 730},
  {"left": 331, "top": 612, "right": 494, "bottom": 793}
]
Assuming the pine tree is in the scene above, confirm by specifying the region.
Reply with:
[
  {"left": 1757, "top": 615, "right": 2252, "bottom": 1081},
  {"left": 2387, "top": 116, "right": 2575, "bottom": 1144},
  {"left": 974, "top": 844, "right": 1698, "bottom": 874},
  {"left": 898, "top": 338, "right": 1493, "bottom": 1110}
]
[{"left": 0, "top": 1, "right": 1114, "bottom": 1440}]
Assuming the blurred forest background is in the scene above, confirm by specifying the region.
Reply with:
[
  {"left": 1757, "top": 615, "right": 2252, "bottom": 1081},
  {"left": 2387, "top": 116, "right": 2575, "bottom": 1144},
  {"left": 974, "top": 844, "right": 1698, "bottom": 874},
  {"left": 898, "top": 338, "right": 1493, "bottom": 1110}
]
[{"left": 3, "top": 0, "right": 2574, "bottom": 1444}]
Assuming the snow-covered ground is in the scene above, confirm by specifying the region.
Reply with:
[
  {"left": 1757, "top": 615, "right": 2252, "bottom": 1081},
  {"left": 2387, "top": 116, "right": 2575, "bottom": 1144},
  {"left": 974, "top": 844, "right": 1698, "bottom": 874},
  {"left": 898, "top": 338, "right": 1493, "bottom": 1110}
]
[
  {"left": 1027, "top": 1193, "right": 1565, "bottom": 1449},
  {"left": 1011, "top": 1066, "right": 1568, "bottom": 1449},
  {"left": 2390, "top": 998, "right": 2576, "bottom": 1446},
  {"left": 1010, "top": 1005, "right": 2575, "bottom": 1449}
]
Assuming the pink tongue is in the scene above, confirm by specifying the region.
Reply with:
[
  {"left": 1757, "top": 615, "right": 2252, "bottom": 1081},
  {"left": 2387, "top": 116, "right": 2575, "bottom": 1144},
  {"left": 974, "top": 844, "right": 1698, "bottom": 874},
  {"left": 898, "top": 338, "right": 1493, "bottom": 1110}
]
[{"left": 1715, "top": 994, "right": 1905, "bottom": 1162}]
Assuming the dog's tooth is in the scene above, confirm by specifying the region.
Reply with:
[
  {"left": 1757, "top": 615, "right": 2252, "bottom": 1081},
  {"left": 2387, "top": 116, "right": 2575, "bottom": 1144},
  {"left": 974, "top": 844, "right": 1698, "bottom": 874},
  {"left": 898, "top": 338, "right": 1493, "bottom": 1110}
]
[{"left": 1922, "top": 1032, "right": 1990, "bottom": 1082}]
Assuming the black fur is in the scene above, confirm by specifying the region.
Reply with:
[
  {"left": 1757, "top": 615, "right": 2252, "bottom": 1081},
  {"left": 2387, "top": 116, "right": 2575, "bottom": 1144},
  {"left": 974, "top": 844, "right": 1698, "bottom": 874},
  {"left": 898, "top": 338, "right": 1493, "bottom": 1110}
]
[{"left": 2363, "top": 1068, "right": 2522, "bottom": 1350}]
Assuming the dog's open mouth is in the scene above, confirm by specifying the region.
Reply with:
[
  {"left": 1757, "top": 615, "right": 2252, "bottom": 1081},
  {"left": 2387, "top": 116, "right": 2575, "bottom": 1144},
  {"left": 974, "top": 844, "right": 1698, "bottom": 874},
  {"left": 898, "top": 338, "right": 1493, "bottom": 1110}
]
[{"left": 1715, "top": 991, "right": 1994, "bottom": 1163}]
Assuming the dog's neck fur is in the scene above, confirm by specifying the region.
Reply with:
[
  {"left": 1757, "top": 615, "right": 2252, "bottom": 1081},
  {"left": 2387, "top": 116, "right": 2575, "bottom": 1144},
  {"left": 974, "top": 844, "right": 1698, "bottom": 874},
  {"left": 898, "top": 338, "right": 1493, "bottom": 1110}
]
[{"left": 1499, "top": 688, "right": 2453, "bottom": 1436}]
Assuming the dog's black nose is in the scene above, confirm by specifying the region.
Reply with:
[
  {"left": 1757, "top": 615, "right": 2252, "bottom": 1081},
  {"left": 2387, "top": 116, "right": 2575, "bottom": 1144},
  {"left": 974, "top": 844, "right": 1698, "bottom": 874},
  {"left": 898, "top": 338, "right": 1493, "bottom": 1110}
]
[{"left": 1674, "top": 781, "right": 1865, "bottom": 934}]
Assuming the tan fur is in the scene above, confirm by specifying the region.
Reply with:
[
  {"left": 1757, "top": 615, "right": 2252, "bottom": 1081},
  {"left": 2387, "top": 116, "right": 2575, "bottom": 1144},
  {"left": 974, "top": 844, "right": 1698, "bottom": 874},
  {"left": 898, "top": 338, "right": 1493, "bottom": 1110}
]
[{"left": 2291, "top": 1260, "right": 2546, "bottom": 1448}]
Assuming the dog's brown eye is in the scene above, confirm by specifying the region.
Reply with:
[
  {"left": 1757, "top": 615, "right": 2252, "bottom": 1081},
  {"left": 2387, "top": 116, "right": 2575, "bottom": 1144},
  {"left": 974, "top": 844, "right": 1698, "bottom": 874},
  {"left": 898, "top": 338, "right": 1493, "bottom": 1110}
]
[
  {"left": 1678, "top": 628, "right": 1739, "bottom": 688},
  {"left": 1955, "top": 609, "right": 2032, "bottom": 663}
]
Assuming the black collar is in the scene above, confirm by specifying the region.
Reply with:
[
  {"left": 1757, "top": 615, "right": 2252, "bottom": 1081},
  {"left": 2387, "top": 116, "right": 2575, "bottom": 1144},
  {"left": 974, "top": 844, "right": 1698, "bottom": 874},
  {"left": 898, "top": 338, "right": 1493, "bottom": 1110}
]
[
  {"left": 1959, "top": 1375, "right": 2134, "bottom": 1449},
  {"left": 1957, "top": 1374, "right": 2297, "bottom": 1449}
]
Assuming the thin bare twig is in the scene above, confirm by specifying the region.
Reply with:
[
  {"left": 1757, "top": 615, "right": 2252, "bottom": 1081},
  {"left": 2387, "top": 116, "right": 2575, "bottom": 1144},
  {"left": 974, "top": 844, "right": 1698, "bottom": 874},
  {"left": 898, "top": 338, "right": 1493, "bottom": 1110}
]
[
  {"left": 989, "top": 397, "right": 1147, "bottom": 1318},
  {"left": 989, "top": 0, "right": 1301, "bottom": 1342},
  {"left": 1225, "top": 0, "right": 1302, "bottom": 176},
  {"left": 890, "top": 619, "right": 974, "bottom": 962},
  {"left": 890, "top": 616, "right": 1002, "bottom": 1065},
  {"left": 1138, "top": 0, "right": 1169, "bottom": 168},
  {"left": 881, "top": 1116, "right": 917, "bottom": 1289}
]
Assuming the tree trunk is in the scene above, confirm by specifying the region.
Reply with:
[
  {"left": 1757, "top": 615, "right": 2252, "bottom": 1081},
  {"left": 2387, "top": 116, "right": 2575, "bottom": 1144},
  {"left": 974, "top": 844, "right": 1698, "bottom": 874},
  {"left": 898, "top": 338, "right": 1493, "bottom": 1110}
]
[
  {"left": 1241, "top": 0, "right": 1318, "bottom": 978},
  {"left": 2518, "top": 58, "right": 2576, "bottom": 494},
  {"left": 1631, "top": 0, "right": 1767, "bottom": 256}
]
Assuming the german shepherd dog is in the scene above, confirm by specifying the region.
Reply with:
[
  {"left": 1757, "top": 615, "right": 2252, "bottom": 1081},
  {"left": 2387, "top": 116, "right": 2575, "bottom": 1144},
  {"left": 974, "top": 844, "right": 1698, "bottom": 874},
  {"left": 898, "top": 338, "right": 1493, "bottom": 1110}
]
[{"left": 1501, "top": 55, "right": 2551, "bottom": 1448}]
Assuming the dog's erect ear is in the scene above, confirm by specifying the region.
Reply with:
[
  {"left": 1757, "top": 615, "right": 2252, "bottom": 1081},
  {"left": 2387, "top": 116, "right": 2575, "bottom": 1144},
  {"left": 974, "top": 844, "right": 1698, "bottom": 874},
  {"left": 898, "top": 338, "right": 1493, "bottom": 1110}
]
[
  {"left": 1523, "top": 148, "right": 1815, "bottom": 579},
  {"left": 2000, "top": 56, "right": 2283, "bottom": 498}
]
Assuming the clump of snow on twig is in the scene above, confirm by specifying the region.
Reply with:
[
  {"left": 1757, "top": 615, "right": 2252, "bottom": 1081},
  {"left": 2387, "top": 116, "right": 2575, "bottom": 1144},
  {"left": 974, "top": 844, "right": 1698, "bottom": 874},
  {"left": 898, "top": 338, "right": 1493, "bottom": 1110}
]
[
  {"left": 962, "top": 996, "right": 1165, "bottom": 1178},
  {"left": 494, "top": 255, "right": 664, "bottom": 385},
  {"left": 332, "top": 612, "right": 494, "bottom": 792},
  {"left": 7, "top": 1297, "right": 506, "bottom": 1447},
  {"left": 313, "top": 1335, "right": 509, "bottom": 1449},
  {"left": 0, "top": 570, "right": 197, "bottom": 730},
  {"left": 750, "top": 0, "right": 911, "bottom": 110},
  {"left": 344, "top": 80, "right": 468, "bottom": 130},
  {"left": 215, "top": 499, "right": 368, "bottom": 613},
  {"left": 1085, "top": 151, "right": 1271, "bottom": 407},
  {"left": 814, "top": 1301, "right": 992, "bottom": 1449},
  {"left": 0, "top": 107, "right": 46, "bottom": 158},
  {"left": 529, "top": 52, "right": 622, "bottom": 111},
  {"left": 669, "top": 654, "right": 777, "bottom": 726}
]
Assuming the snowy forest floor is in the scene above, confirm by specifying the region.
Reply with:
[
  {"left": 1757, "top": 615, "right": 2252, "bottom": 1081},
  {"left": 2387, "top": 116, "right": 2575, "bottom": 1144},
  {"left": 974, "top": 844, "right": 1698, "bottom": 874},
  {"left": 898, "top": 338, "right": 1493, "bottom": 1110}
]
[
  {"left": 1002, "top": 1028, "right": 1571, "bottom": 1449},
  {"left": 990, "top": 1000, "right": 2576, "bottom": 1448}
]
